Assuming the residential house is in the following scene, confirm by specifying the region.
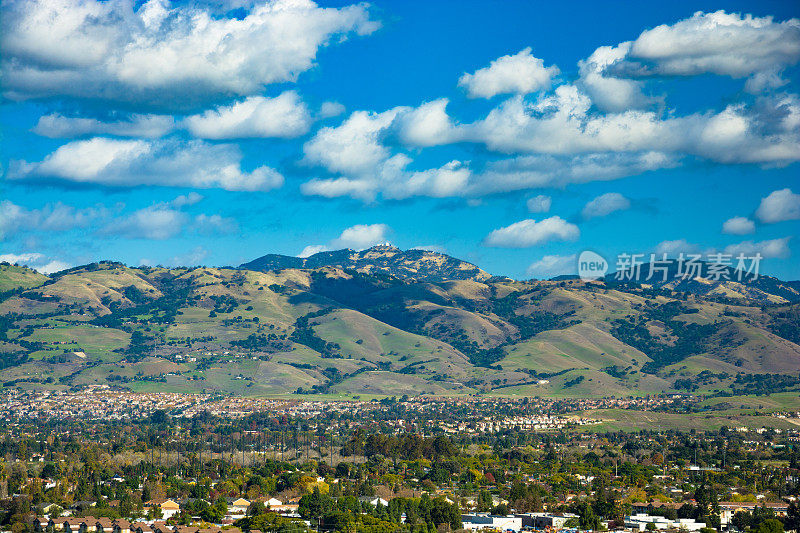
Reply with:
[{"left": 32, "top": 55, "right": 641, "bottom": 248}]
[
  {"left": 145, "top": 499, "right": 181, "bottom": 520},
  {"left": 113, "top": 519, "right": 130, "bottom": 533},
  {"left": 264, "top": 498, "right": 282, "bottom": 509},
  {"left": 94, "top": 519, "right": 113, "bottom": 533},
  {"left": 228, "top": 498, "right": 250, "bottom": 515},
  {"left": 358, "top": 496, "right": 389, "bottom": 507},
  {"left": 129, "top": 523, "right": 151, "bottom": 533}
]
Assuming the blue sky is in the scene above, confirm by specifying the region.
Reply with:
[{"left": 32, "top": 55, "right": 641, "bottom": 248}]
[{"left": 1, "top": 0, "right": 799, "bottom": 280}]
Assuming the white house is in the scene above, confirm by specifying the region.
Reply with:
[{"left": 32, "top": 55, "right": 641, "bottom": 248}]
[
  {"left": 229, "top": 498, "right": 250, "bottom": 515},
  {"left": 265, "top": 498, "right": 283, "bottom": 508},
  {"left": 358, "top": 496, "right": 389, "bottom": 507}
]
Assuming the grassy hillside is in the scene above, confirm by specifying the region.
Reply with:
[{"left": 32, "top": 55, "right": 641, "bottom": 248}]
[
  {"left": 0, "top": 250, "right": 798, "bottom": 397},
  {"left": 0, "top": 264, "right": 48, "bottom": 293}
]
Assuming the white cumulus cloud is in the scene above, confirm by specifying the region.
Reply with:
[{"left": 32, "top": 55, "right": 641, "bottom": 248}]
[
  {"left": 195, "top": 214, "right": 238, "bottom": 235},
  {"left": 331, "top": 223, "right": 391, "bottom": 250},
  {"left": 319, "top": 101, "right": 346, "bottom": 119},
  {"left": 471, "top": 152, "right": 674, "bottom": 195},
  {"left": 654, "top": 239, "right": 702, "bottom": 256},
  {"left": 578, "top": 42, "right": 653, "bottom": 112},
  {"left": 394, "top": 99, "right": 460, "bottom": 147},
  {"left": 457, "top": 87, "right": 800, "bottom": 165},
  {"left": 298, "top": 244, "right": 330, "bottom": 258},
  {"left": 184, "top": 91, "right": 312, "bottom": 139},
  {"left": 102, "top": 205, "right": 188, "bottom": 240},
  {"left": 722, "top": 216, "right": 755, "bottom": 235},
  {"left": 582, "top": 192, "right": 631, "bottom": 219},
  {"left": 756, "top": 188, "right": 800, "bottom": 223},
  {"left": 304, "top": 109, "right": 400, "bottom": 176},
  {"left": 484, "top": 216, "right": 579, "bottom": 248},
  {"left": 2, "top": 0, "right": 378, "bottom": 109},
  {"left": 100, "top": 196, "right": 237, "bottom": 240},
  {"left": 617, "top": 11, "right": 800, "bottom": 81},
  {"left": 724, "top": 237, "right": 791, "bottom": 259},
  {"left": 10, "top": 137, "right": 284, "bottom": 191},
  {"left": 527, "top": 254, "right": 576, "bottom": 278},
  {"left": 33, "top": 113, "right": 175, "bottom": 138},
  {"left": 526, "top": 195, "right": 552, "bottom": 213},
  {"left": 302, "top": 107, "right": 471, "bottom": 201},
  {"left": 458, "top": 48, "right": 559, "bottom": 99},
  {"left": 0, "top": 252, "right": 72, "bottom": 274},
  {"left": 0, "top": 200, "right": 106, "bottom": 239}
]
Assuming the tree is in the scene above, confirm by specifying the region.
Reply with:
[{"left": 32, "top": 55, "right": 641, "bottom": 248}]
[
  {"left": 199, "top": 497, "right": 227, "bottom": 523},
  {"left": 755, "top": 519, "right": 784, "bottom": 533},
  {"left": 428, "top": 498, "right": 461, "bottom": 530},
  {"left": 731, "top": 510, "right": 752, "bottom": 531},
  {"left": 476, "top": 490, "right": 493, "bottom": 512},
  {"left": 492, "top": 503, "right": 510, "bottom": 516},
  {"left": 298, "top": 487, "right": 334, "bottom": 521},
  {"left": 785, "top": 502, "right": 800, "bottom": 532},
  {"left": 576, "top": 501, "right": 601, "bottom": 531},
  {"left": 119, "top": 495, "right": 133, "bottom": 518},
  {"left": 247, "top": 501, "right": 267, "bottom": 517}
]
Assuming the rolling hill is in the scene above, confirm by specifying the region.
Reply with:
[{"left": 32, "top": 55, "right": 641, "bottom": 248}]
[{"left": 0, "top": 246, "right": 798, "bottom": 398}]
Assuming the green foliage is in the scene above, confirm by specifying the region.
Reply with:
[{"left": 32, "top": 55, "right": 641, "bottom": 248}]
[
  {"left": 476, "top": 490, "right": 493, "bottom": 512},
  {"left": 574, "top": 500, "right": 601, "bottom": 531},
  {"left": 353, "top": 434, "right": 458, "bottom": 461},
  {"left": 126, "top": 330, "right": 155, "bottom": 360},
  {"left": 767, "top": 306, "right": 800, "bottom": 344},
  {"left": 1, "top": 256, "right": 799, "bottom": 397},
  {"left": 563, "top": 375, "right": 585, "bottom": 388},
  {"left": 723, "top": 373, "right": 800, "bottom": 396},
  {"left": 756, "top": 519, "right": 785, "bottom": 533},
  {"left": 235, "top": 510, "right": 309, "bottom": 532},
  {"left": 298, "top": 487, "right": 335, "bottom": 519},
  {"left": 290, "top": 315, "right": 341, "bottom": 358},
  {"left": 610, "top": 302, "right": 721, "bottom": 373}
]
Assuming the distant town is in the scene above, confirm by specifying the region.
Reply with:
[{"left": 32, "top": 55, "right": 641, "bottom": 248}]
[{"left": 0, "top": 386, "right": 799, "bottom": 533}]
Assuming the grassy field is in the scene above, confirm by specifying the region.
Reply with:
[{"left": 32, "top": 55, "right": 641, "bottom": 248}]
[
  {"left": 698, "top": 392, "right": 800, "bottom": 412},
  {"left": 23, "top": 324, "right": 130, "bottom": 361},
  {"left": 575, "top": 408, "right": 800, "bottom": 432},
  {"left": 330, "top": 370, "right": 474, "bottom": 396}
]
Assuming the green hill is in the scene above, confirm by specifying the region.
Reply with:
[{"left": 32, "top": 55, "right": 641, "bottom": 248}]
[{"left": 1, "top": 248, "right": 798, "bottom": 397}]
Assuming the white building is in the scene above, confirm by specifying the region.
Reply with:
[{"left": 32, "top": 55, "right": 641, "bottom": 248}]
[
  {"left": 358, "top": 496, "right": 389, "bottom": 507},
  {"left": 229, "top": 497, "right": 250, "bottom": 515},
  {"left": 516, "top": 512, "right": 578, "bottom": 529},
  {"left": 265, "top": 498, "right": 283, "bottom": 508},
  {"left": 625, "top": 513, "right": 706, "bottom": 531},
  {"left": 462, "top": 513, "right": 522, "bottom": 532}
]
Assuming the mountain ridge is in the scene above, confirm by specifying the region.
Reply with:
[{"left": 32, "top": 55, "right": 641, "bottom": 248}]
[
  {"left": 0, "top": 249, "right": 798, "bottom": 398},
  {"left": 240, "top": 244, "right": 492, "bottom": 283}
]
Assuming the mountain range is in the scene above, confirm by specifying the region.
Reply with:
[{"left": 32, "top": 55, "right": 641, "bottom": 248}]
[{"left": 0, "top": 245, "right": 798, "bottom": 398}]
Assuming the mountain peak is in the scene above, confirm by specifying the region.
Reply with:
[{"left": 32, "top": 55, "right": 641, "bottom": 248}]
[
  {"left": 240, "top": 246, "right": 489, "bottom": 283},
  {"left": 365, "top": 243, "right": 399, "bottom": 252}
]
